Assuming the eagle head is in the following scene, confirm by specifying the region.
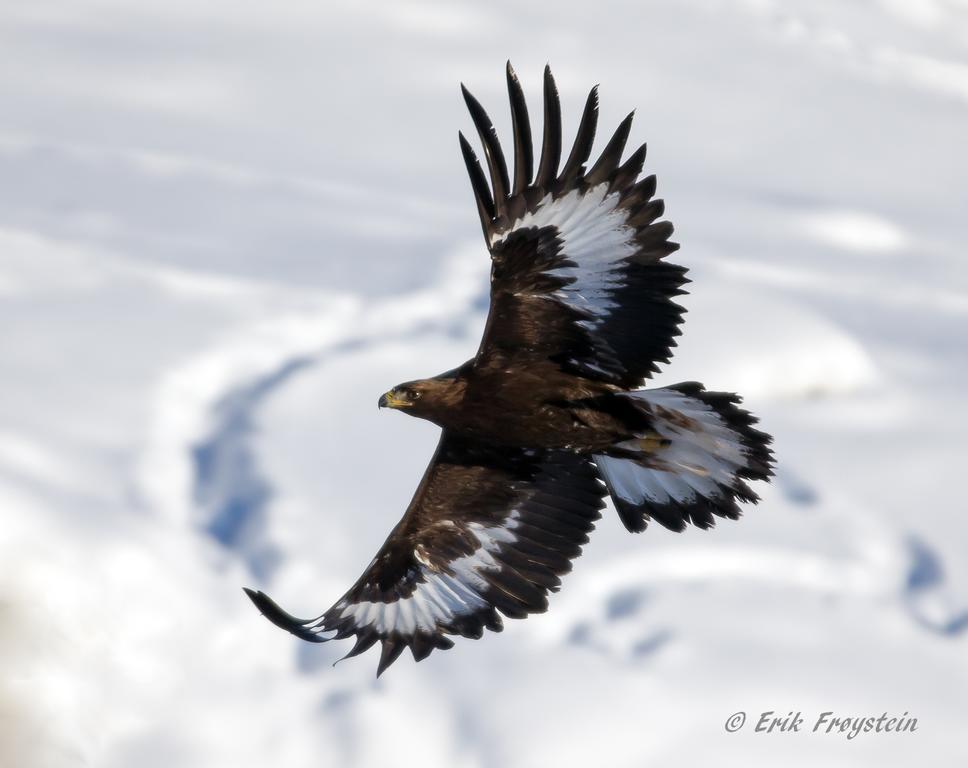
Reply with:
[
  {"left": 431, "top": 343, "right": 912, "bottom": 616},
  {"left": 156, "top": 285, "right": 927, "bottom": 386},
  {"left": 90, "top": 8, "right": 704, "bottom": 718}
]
[
  {"left": 378, "top": 382, "right": 425, "bottom": 410},
  {"left": 378, "top": 372, "right": 466, "bottom": 419}
]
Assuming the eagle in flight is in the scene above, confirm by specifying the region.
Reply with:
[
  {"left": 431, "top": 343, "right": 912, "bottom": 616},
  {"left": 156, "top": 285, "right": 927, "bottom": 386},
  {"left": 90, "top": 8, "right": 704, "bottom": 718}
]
[{"left": 245, "top": 63, "right": 774, "bottom": 676}]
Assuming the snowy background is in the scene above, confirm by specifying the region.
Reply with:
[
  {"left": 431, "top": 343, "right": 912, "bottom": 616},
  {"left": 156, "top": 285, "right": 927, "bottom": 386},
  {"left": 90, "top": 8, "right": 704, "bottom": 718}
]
[{"left": 2, "top": 0, "right": 967, "bottom": 765}]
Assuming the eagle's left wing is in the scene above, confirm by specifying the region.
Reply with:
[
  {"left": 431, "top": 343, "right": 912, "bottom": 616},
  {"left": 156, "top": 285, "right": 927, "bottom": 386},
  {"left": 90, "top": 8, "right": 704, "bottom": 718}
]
[
  {"left": 245, "top": 431, "right": 605, "bottom": 676},
  {"left": 462, "top": 64, "right": 687, "bottom": 390}
]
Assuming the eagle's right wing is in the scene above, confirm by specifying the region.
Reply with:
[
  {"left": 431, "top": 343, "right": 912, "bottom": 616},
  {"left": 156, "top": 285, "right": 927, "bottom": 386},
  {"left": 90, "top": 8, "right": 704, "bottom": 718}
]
[
  {"left": 462, "top": 64, "right": 688, "bottom": 390},
  {"left": 245, "top": 431, "right": 605, "bottom": 676}
]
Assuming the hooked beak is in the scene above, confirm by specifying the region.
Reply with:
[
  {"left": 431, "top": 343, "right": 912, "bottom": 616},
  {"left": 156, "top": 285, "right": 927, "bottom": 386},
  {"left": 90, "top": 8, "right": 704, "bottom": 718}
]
[{"left": 378, "top": 390, "right": 411, "bottom": 409}]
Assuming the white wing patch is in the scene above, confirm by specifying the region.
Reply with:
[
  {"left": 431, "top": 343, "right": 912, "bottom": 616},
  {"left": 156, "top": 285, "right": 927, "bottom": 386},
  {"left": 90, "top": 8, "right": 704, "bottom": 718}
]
[
  {"left": 492, "top": 184, "right": 637, "bottom": 326},
  {"left": 336, "top": 512, "right": 521, "bottom": 636},
  {"left": 595, "top": 387, "right": 751, "bottom": 506}
]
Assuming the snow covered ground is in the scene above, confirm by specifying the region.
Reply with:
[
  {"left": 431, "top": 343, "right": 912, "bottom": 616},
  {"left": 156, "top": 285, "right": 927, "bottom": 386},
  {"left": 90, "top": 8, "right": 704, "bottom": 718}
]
[{"left": 2, "top": 1, "right": 966, "bottom": 765}]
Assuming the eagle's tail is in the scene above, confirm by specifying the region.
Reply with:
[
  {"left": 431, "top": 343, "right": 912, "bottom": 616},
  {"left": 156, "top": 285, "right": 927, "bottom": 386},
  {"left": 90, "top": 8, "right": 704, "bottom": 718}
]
[{"left": 593, "top": 383, "right": 774, "bottom": 533}]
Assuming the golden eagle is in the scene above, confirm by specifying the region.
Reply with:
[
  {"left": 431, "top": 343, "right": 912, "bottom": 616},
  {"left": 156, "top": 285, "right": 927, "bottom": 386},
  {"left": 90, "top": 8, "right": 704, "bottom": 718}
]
[{"left": 245, "top": 64, "right": 774, "bottom": 676}]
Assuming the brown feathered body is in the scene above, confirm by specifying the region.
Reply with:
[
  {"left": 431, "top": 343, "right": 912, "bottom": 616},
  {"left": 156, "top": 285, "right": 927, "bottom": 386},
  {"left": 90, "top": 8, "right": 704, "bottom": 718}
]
[{"left": 392, "top": 362, "right": 629, "bottom": 451}]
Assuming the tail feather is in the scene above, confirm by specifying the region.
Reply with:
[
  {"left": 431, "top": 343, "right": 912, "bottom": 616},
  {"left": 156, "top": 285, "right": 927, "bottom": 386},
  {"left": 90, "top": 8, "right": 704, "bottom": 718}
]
[{"left": 594, "top": 382, "right": 774, "bottom": 533}]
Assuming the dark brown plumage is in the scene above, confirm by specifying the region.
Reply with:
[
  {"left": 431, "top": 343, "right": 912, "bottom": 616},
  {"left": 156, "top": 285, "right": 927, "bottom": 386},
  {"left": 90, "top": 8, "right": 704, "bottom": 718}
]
[{"left": 245, "top": 63, "right": 774, "bottom": 676}]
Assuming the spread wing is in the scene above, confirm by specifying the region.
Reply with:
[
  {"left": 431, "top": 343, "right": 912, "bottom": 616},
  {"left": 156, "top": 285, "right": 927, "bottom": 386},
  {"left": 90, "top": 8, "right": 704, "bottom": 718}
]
[
  {"left": 461, "top": 63, "right": 688, "bottom": 389},
  {"left": 245, "top": 431, "right": 605, "bottom": 676}
]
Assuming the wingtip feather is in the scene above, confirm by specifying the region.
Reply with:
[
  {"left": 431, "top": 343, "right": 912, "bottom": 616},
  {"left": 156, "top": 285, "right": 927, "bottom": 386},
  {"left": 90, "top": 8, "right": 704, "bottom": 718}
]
[
  {"left": 560, "top": 85, "right": 599, "bottom": 183},
  {"left": 376, "top": 638, "right": 406, "bottom": 677},
  {"left": 506, "top": 60, "right": 534, "bottom": 195},
  {"left": 536, "top": 64, "right": 562, "bottom": 188},
  {"left": 244, "top": 588, "right": 327, "bottom": 643},
  {"left": 586, "top": 110, "right": 634, "bottom": 186},
  {"left": 458, "top": 130, "right": 496, "bottom": 238},
  {"left": 461, "top": 82, "right": 510, "bottom": 211}
]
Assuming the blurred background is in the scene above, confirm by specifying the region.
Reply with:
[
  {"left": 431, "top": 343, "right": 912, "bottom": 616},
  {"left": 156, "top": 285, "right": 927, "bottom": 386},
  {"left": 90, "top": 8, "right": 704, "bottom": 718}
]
[{"left": 1, "top": 0, "right": 966, "bottom": 765}]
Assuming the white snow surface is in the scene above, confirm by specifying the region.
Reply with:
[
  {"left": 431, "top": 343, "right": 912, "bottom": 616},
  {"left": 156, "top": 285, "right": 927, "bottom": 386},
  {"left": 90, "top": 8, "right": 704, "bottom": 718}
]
[{"left": 1, "top": 1, "right": 967, "bottom": 766}]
